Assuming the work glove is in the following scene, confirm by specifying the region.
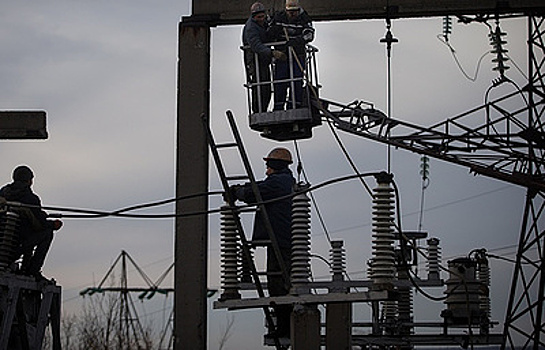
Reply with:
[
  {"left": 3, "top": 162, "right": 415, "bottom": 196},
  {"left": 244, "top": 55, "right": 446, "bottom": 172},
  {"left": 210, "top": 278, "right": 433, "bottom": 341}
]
[
  {"left": 272, "top": 50, "right": 287, "bottom": 61},
  {"left": 223, "top": 185, "right": 241, "bottom": 202},
  {"left": 286, "top": 37, "right": 299, "bottom": 47}
]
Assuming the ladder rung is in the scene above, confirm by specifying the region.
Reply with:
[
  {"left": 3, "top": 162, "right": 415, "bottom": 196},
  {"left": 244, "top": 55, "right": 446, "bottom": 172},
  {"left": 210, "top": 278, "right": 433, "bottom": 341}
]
[
  {"left": 265, "top": 271, "right": 283, "bottom": 276},
  {"left": 226, "top": 175, "right": 250, "bottom": 181},
  {"left": 250, "top": 240, "right": 271, "bottom": 247},
  {"left": 254, "top": 270, "right": 282, "bottom": 276},
  {"left": 216, "top": 142, "right": 239, "bottom": 149}
]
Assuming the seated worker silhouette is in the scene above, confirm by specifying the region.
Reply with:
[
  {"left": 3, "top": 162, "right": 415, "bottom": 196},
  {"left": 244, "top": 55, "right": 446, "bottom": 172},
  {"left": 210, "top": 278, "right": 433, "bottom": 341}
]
[{"left": 0, "top": 165, "right": 62, "bottom": 280}]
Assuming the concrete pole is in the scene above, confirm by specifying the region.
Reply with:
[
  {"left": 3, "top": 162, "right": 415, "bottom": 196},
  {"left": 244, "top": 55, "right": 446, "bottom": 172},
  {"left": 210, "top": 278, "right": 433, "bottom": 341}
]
[
  {"left": 175, "top": 19, "right": 211, "bottom": 350},
  {"left": 291, "top": 305, "right": 321, "bottom": 350},
  {"left": 326, "top": 303, "right": 352, "bottom": 350}
]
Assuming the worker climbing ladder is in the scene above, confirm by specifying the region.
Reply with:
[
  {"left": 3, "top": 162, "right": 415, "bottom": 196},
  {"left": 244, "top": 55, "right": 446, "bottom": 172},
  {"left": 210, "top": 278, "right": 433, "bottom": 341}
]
[{"left": 202, "top": 110, "right": 291, "bottom": 349}]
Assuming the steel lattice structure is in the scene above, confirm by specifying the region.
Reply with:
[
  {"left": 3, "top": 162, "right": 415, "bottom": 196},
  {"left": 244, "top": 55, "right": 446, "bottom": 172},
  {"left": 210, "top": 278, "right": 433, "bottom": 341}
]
[
  {"left": 176, "top": 1, "right": 545, "bottom": 346},
  {"left": 502, "top": 16, "right": 545, "bottom": 350},
  {"left": 318, "top": 15, "right": 545, "bottom": 349}
]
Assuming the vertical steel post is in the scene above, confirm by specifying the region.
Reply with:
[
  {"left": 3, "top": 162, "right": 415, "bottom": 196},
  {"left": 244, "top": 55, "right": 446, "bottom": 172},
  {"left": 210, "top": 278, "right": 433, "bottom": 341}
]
[
  {"left": 175, "top": 18, "right": 211, "bottom": 350},
  {"left": 501, "top": 16, "right": 545, "bottom": 350}
]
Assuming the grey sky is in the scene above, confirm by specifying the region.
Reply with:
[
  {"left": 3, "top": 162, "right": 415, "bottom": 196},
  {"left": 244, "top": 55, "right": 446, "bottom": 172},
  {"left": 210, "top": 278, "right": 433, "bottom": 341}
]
[{"left": 0, "top": 2, "right": 531, "bottom": 348}]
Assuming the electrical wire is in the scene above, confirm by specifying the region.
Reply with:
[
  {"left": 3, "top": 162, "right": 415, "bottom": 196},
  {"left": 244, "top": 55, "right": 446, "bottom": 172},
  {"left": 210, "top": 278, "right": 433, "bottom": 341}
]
[
  {"left": 37, "top": 191, "right": 223, "bottom": 218},
  {"left": 293, "top": 140, "right": 363, "bottom": 289},
  {"left": 8, "top": 172, "right": 382, "bottom": 220},
  {"left": 505, "top": 53, "right": 528, "bottom": 81},
  {"left": 297, "top": 51, "right": 375, "bottom": 201},
  {"left": 324, "top": 118, "right": 374, "bottom": 199},
  {"left": 293, "top": 140, "right": 333, "bottom": 244},
  {"left": 437, "top": 34, "right": 490, "bottom": 82},
  {"left": 380, "top": 17, "right": 398, "bottom": 173},
  {"left": 320, "top": 183, "right": 512, "bottom": 237}
]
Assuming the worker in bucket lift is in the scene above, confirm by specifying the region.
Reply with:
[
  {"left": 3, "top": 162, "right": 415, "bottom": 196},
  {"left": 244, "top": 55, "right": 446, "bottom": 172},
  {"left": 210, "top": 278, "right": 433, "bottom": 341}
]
[
  {"left": 0, "top": 166, "right": 62, "bottom": 281},
  {"left": 228, "top": 147, "right": 295, "bottom": 340},
  {"left": 243, "top": 2, "right": 287, "bottom": 113},
  {"left": 270, "top": 0, "right": 315, "bottom": 111}
]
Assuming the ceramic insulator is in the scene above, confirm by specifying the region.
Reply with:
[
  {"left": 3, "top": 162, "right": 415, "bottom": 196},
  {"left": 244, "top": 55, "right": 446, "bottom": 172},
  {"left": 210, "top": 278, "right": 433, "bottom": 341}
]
[
  {"left": 477, "top": 258, "right": 491, "bottom": 319},
  {"left": 427, "top": 238, "right": 441, "bottom": 281},
  {"left": 219, "top": 206, "right": 241, "bottom": 300},
  {"left": 330, "top": 240, "right": 346, "bottom": 281},
  {"left": 370, "top": 176, "right": 396, "bottom": 288},
  {"left": 382, "top": 300, "right": 397, "bottom": 322},
  {"left": 290, "top": 189, "right": 311, "bottom": 295},
  {"left": 397, "top": 286, "right": 414, "bottom": 334},
  {"left": 0, "top": 210, "right": 20, "bottom": 271}
]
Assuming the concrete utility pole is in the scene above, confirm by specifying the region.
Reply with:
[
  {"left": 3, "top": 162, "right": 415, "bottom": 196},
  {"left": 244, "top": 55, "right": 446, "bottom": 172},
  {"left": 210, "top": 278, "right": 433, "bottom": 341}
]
[
  {"left": 175, "top": 2, "right": 545, "bottom": 349},
  {"left": 175, "top": 18, "right": 211, "bottom": 350}
]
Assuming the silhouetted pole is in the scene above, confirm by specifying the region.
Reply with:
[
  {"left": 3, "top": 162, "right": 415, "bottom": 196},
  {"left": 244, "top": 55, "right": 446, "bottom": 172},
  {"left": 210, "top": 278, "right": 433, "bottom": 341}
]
[{"left": 175, "top": 17, "right": 211, "bottom": 350}]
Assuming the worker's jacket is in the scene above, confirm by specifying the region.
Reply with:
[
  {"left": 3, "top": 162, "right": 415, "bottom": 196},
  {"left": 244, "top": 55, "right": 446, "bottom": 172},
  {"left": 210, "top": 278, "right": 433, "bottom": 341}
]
[
  {"left": 269, "top": 9, "right": 314, "bottom": 57},
  {"left": 242, "top": 16, "right": 273, "bottom": 70},
  {"left": 0, "top": 181, "right": 51, "bottom": 240},
  {"left": 234, "top": 168, "right": 295, "bottom": 248}
]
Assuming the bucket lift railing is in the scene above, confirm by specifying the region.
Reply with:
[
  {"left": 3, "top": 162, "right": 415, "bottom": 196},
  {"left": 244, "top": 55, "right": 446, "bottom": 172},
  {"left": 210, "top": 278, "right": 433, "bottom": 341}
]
[{"left": 241, "top": 42, "right": 320, "bottom": 114}]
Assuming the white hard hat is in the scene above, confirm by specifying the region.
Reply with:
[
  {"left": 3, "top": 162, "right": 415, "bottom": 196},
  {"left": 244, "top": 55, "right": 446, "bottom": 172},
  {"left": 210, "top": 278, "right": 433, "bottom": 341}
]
[{"left": 285, "top": 0, "right": 300, "bottom": 11}]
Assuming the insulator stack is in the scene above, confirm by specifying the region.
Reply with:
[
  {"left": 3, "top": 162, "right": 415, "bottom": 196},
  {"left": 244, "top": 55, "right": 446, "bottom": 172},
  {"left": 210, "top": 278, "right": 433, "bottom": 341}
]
[
  {"left": 219, "top": 206, "right": 241, "bottom": 300},
  {"left": 239, "top": 243, "right": 254, "bottom": 283},
  {"left": 476, "top": 254, "right": 491, "bottom": 320},
  {"left": 382, "top": 300, "right": 398, "bottom": 333},
  {"left": 330, "top": 240, "right": 346, "bottom": 282},
  {"left": 397, "top": 268, "right": 414, "bottom": 336},
  {"left": 0, "top": 210, "right": 20, "bottom": 271},
  {"left": 442, "top": 16, "right": 452, "bottom": 41},
  {"left": 442, "top": 258, "right": 482, "bottom": 326},
  {"left": 426, "top": 238, "right": 441, "bottom": 281},
  {"left": 489, "top": 23, "right": 510, "bottom": 76},
  {"left": 370, "top": 173, "right": 396, "bottom": 289},
  {"left": 290, "top": 185, "right": 311, "bottom": 295}
]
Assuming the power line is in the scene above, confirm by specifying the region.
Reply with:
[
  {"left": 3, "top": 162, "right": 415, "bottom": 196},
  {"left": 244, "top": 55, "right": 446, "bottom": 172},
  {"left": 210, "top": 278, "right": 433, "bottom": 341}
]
[{"left": 312, "top": 184, "right": 513, "bottom": 237}]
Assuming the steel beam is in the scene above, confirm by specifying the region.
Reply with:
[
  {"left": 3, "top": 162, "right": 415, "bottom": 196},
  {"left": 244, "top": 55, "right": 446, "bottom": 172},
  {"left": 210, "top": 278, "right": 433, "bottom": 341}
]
[
  {"left": 0, "top": 111, "right": 47, "bottom": 139},
  {"left": 190, "top": 0, "right": 545, "bottom": 25},
  {"left": 213, "top": 290, "right": 393, "bottom": 310}
]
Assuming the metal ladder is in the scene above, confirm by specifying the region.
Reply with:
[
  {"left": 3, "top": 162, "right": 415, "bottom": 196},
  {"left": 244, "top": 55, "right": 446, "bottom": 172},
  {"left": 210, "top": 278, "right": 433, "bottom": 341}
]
[{"left": 202, "top": 110, "right": 290, "bottom": 349}]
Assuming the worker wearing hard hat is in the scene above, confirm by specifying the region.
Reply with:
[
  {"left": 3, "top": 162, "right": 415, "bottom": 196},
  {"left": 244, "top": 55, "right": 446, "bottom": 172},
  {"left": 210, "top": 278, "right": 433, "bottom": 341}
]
[
  {"left": 243, "top": 2, "right": 287, "bottom": 113},
  {"left": 269, "top": 0, "right": 315, "bottom": 111},
  {"left": 0, "top": 165, "right": 63, "bottom": 281},
  {"left": 229, "top": 147, "right": 295, "bottom": 340}
]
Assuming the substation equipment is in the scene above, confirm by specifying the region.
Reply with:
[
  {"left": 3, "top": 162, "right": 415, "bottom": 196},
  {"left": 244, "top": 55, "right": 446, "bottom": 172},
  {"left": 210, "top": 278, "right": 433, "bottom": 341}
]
[
  {"left": 0, "top": 204, "right": 61, "bottom": 350},
  {"left": 175, "top": 1, "right": 545, "bottom": 349},
  {"left": 0, "top": 111, "right": 60, "bottom": 350},
  {"left": 209, "top": 37, "right": 506, "bottom": 348}
]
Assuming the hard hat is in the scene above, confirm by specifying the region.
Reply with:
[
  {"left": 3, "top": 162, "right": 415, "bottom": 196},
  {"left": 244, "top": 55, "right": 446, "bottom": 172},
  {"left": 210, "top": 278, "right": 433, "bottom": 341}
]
[
  {"left": 263, "top": 147, "right": 293, "bottom": 164},
  {"left": 12, "top": 165, "right": 34, "bottom": 182},
  {"left": 251, "top": 2, "right": 266, "bottom": 15},
  {"left": 285, "top": 0, "right": 300, "bottom": 11}
]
